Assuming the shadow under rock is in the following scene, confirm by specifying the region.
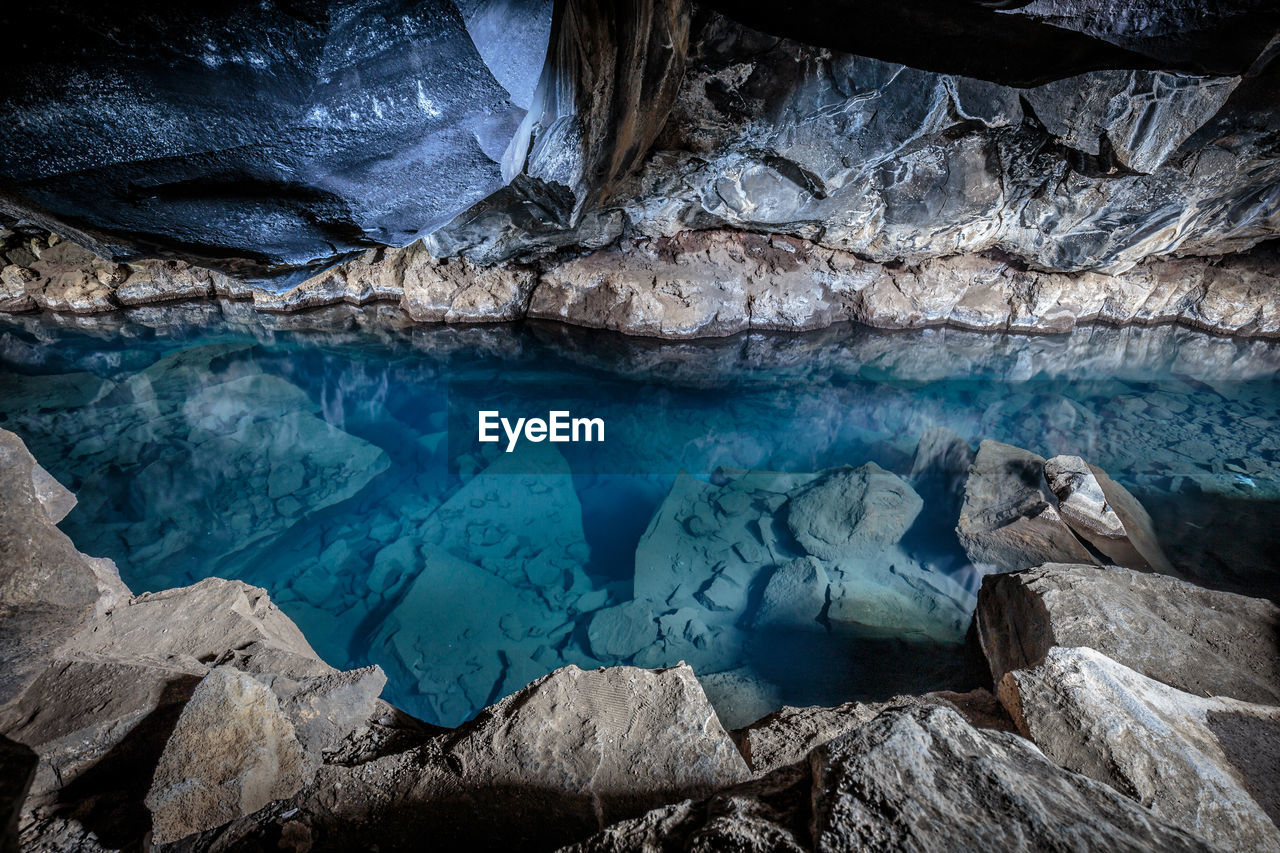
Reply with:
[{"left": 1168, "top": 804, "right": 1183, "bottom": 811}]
[
  {"left": 53, "top": 674, "right": 200, "bottom": 850},
  {"left": 1138, "top": 489, "right": 1280, "bottom": 603}
]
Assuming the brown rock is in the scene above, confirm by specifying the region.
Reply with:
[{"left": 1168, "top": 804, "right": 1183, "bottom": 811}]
[{"left": 955, "top": 440, "right": 1097, "bottom": 571}]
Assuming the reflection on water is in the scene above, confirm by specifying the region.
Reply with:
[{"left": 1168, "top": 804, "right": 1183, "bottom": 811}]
[{"left": 1, "top": 303, "right": 1278, "bottom": 727}]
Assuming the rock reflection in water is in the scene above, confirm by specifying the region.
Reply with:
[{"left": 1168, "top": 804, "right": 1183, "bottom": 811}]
[{"left": 0, "top": 305, "right": 1277, "bottom": 727}]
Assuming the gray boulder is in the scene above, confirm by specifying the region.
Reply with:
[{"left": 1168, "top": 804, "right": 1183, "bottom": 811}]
[
  {"left": 785, "top": 463, "right": 923, "bottom": 558},
  {"left": 999, "top": 646, "right": 1280, "bottom": 852},
  {"left": 910, "top": 426, "right": 975, "bottom": 498},
  {"left": 733, "top": 689, "right": 1012, "bottom": 776},
  {"left": 978, "top": 563, "right": 1280, "bottom": 704},
  {"left": 956, "top": 440, "right": 1097, "bottom": 571},
  {"left": 0, "top": 428, "right": 125, "bottom": 704},
  {"left": 753, "top": 557, "right": 828, "bottom": 631},
  {"left": 145, "top": 667, "right": 315, "bottom": 845},
  {"left": 1044, "top": 454, "right": 1174, "bottom": 572},
  {"left": 568, "top": 705, "right": 1214, "bottom": 853},
  {"left": 253, "top": 663, "right": 751, "bottom": 852}
]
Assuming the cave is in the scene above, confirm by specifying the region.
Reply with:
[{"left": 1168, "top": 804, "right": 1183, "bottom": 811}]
[{"left": 1, "top": 1, "right": 1278, "bottom": 851}]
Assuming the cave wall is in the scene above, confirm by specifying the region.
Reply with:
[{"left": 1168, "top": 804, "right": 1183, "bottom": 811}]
[{"left": 0, "top": 0, "right": 1278, "bottom": 281}]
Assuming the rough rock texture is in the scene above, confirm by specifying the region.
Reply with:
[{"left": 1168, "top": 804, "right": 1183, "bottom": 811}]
[
  {"left": 955, "top": 440, "right": 1098, "bottom": 571},
  {"left": 1045, "top": 454, "right": 1174, "bottom": 571},
  {"left": 999, "top": 646, "right": 1280, "bottom": 852},
  {"left": 4, "top": 222, "right": 1280, "bottom": 339},
  {"left": 978, "top": 562, "right": 1280, "bottom": 704},
  {"left": 0, "top": 428, "right": 124, "bottom": 706},
  {"left": 732, "top": 689, "right": 1014, "bottom": 776},
  {"left": 568, "top": 704, "right": 1216, "bottom": 853},
  {"left": 210, "top": 663, "right": 752, "bottom": 852},
  {"left": 0, "top": 1, "right": 560, "bottom": 268},
  {"left": 0, "top": 427, "right": 388, "bottom": 849},
  {"left": 785, "top": 463, "right": 923, "bottom": 559},
  {"left": 0, "top": 736, "right": 34, "bottom": 853},
  {"left": 2, "top": 0, "right": 1280, "bottom": 333},
  {"left": 145, "top": 667, "right": 314, "bottom": 844}
]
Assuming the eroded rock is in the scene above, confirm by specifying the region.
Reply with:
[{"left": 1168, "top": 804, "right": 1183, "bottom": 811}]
[
  {"left": 785, "top": 463, "right": 923, "bottom": 559},
  {"left": 1044, "top": 454, "right": 1173, "bottom": 571},
  {"left": 145, "top": 667, "right": 315, "bottom": 845},
  {"left": 956, "top": 440, "right": 1098, "bottom": 571},
  {"left": 999, "top": 646, "right": 1280, "bottom": 852},
  {"left": 978, "top": 562, "right": 1280, "bottom": 704},
  {"left": 570, "top": 704, "right": 1215, "bottom": 853}
]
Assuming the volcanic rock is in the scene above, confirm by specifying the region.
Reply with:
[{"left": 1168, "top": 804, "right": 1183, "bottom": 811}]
[
  {"left": 568, "top": 705, "right": 1215, "bottom": 853},
  {"left": 145, "top": 667, "right": 315, "bottom": 845},
  {"left": 978, "top": 563, "right": 1280, "bottom": 704},
  {"left": 998, "top": 646, "right": 1280, "bottom": 852},
  {"left": 785, "top": 463, "right": 923, "bottom": 559},
  {"left": 1044, "top": 454, "right": 1174, "bottom": 571},
  {"left": 955, "top": 440, "right": 1097, "bottom": 571}
]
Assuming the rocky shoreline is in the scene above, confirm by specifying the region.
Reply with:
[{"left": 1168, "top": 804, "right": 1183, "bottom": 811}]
[
  {"left": 2, "top": 425, "right": 1277, "bottom": 851},
  {"left": 2, "top": 226, "right": 1279, "bottom": 340}
]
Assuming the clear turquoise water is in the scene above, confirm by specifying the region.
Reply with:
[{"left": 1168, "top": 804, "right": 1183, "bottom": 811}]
[{"left": 2, "top": 304, "right": 1278, "bottom": 728}]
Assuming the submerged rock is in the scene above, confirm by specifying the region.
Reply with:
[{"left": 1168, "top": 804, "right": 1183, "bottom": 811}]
[
  {"left": 753, "top": 557, "right": 829, "bottom": 632},
  {"left": 978, "top": 563, "right": 1280, "bottom": 704},
  {"left": 956, "top": 440, "right": 1098, "bottom": 571},
  {"left": 785, "top": 463, "right": 923, "bottom": 559},
  {"left": 999, "top": 646, "right": 1280, "bottom": 852}
]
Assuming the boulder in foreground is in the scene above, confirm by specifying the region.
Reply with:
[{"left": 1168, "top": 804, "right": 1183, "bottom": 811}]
[
  {"left": 999, "top": 646, "right": 1280, "bottom": 853},
  {"left": 978, "top": 562, "right": 1280, "bottom": 704},
  {"left": 566, "top": 704, "right": 1215, "bottom": 853}
]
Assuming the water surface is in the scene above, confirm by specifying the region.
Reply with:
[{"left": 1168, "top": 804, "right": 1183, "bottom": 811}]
[{"left": 2, "top": 303, "right": 1277, "bottom": 727}]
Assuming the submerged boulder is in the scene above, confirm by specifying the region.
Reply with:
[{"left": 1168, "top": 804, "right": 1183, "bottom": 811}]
[
  {"left": 785, "top": 463, "right": 923, "bottom": 558},
  {"left": 999, "top": 647, "right": 1280, "bottom": 853},
  {"left": 753, "top": 557, "right": 829, "bottom": 631},
  {"left": 977, "top": 563, "right": 1280, "bottom": 704},
  {"left": 1044, "top": 454, "right": 1174, "bottom": 572},
  {"left": 956, "top": 440, "right": 1097, "bottom": 571}
]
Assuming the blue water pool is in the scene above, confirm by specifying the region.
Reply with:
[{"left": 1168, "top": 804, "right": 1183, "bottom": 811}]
[{"left": 2, "top": 304, "right": 1278, "bottom": 728}]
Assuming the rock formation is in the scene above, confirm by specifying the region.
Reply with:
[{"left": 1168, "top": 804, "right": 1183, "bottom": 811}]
[
  {"left": 999, "top": 646, "right": 1280, "bottom": 852},
  {"left": 0, "top": 0, "right": 1277, "bottom": 336},
  {"left": 955, "top": 440, "right": 1099, "bottom": 571},
  {"left": 977, "top": 562, "right": 1280, "bottom": 706},
  {"left": 568, "top": 705, "right": 1217, "bottom": 853},
  {"left": 4, "top": 426, "right": 1280, "bottom": 850}
]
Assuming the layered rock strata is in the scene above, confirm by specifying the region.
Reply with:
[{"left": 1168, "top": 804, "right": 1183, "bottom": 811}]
[{"left": 3, "top": 226, "right": 1279, "bottom": 339}]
